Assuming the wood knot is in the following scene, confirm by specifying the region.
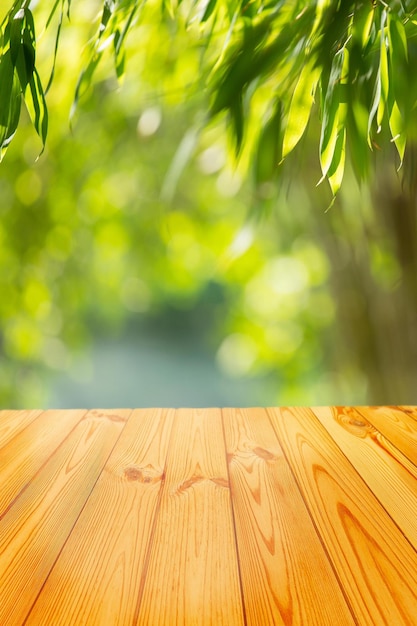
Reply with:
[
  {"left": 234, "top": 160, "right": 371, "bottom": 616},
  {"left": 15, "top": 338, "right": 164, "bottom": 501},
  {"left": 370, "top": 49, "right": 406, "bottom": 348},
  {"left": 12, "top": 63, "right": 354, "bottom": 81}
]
[
  {"left": 124, "top": 467, "right": 143, "bottom": 481},
  {"left": 253, "top": 446, "right": 277, "bottom": 462},
  {"left": 90, "top": 410, "right": 127, "bottom": 423},
  {"left": 176, "top": 475, "right": 229, "bottom": 494},
  {"left": 334, "top": 409, "right": 373, "bottom": 438},
  {"left": 123, "top": 465, "right": 162, "bottom": 483}
]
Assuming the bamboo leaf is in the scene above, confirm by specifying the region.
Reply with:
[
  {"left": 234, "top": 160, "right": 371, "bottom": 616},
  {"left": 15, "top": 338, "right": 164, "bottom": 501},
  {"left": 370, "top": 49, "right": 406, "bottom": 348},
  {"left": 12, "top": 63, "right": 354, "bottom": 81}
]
[
  {"left": 201, "top": 0, "right": 217, "bottom": 22},
  {"left": 349, "top": 101, "right": 370, "bottom": 182},
  {"left": 45, "top": 0, "right": 65, "bottom": 93},
  {"left": 367, "top": 8, "right": 387, "bottom": 145},
  {"left": 377, "top": 11, "right": 388, "bottom": 130},
  {"left": 0, "top": 50, "right": 14, "bottom": 127},
  {"left": 25, "top": 67, "right": 48, "bottom": 152},
  {"left": 388, "top": 98, "right": 405, "bottom": 165},
  {"left": 282, "top": 60, "right": 320, "bottom": 159},
  {"left": 230, "top": 94, "right": 244, "bottom": 155},
  {"left": 319, "top": 48, "right": 344, "bottom": 180},
  {"left": 327, "top": 126, "right": 346, "bottom": 196},
  {"left": 254, "top": 100, "right": 282, "bottom": 185},
  {"left": 387, "top": 13, "right": 407, "bottom": 165},
  {"left": 14, "top": 17, "right": 36, "bottom": 92},
  {"left": 113, "top": 1, "right": 140, "bottom": 80},
  {"left": 9, "top": 8, "right": 24, "bottom": 67},
  {"left": 0, "top": 59, "right": 21, "bottom": 160},
  {"left": 100, "top": 0, "right": 116, "bottom": 38},
  {"left": 70, "top": 54, "right": 101, "bottom": 122},
  {"left": 388, "top": 11, "right": 407, "bottom": 63}
]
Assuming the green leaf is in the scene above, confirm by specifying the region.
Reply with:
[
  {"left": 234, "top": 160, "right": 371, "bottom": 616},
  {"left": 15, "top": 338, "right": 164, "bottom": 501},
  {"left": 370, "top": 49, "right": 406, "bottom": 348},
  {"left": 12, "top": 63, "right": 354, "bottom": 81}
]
[
  {"left": 9, "top": 8, "right": 25, "bottom": 68},
  {"left": 0, "top": 54, "right": 21, "bottom": 160},
  {"left": 349, "top": 101, "right": 370, "bottom": 182},
  {"left": 45, "top": 0, "right": 63, "bottom": 30},
  {"left": 319, "top": 48, "right": 344, "bottom": 181},
  {"left": 254, "top": 100, "right": 282, "bottom": 185},
  {"left": 45, "top": 0, "right": 65, "bottom": 93},
  {"left": 327, "top": 126, "right": 346, "bottom": 196},
  {"left": 385, "top": 12, "right": 407, "bottom": 165},
  {"left": 388, "top": 11, "right": 407, "bottom": 63},
  {"left": 0, "top": 50, "right": 15, "bottom": 127},
  {"left": 113, "top": 1, "right": 141, "bottom": 80},
  {"left": 367, "top": 8, "right": 387, "bottom": 146},
  {"left": 230, "top": 93, "right": 244, "bottom": 154},
  {"left": 282, "top": 60, "right": 320, "bottom": 159},
  {"left": 14, "top": 16, "right": 36, "bottom": 92},
  {"left": 26, "top": 67, "right": 48, "bottom": 152},
  {"left": 70, "top": 54, "right": 101, "bottom": 122},
  {"left": 351, "top": 2, "right": 375, "bottom": 50},
  {"left": 201, "top": 0, "right": 217, "bottom": 22},
  {"left": 100, "top": 0, "right": 116, "bottom": 38},
  {"left": 377, "top": 10, "right": 388, "bottom": 130}
]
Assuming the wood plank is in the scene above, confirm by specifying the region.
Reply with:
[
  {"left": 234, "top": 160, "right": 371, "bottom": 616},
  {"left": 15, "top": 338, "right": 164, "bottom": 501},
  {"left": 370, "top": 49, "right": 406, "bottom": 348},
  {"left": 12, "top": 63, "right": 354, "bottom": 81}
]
[
  {"left": 0, "top": 409, "right": 129, "bottom": 626},
  {"left": 355, "top": 406, "right": 417, "bottom": 466},
  {"left": 222, "top": 407, "right": 355, "bottom": 626},
  {"left": 268, "top": 407, "right": 417, "bottom": 626},
  {"left": 396, "top": 406, "right": 417, "bottom": 422},
  {"left": 0, "top": 409, "right": 42, "bottom": 450},
  {"left": 311, "top": 406, "right": 417, "bottom": 550},
  {"left": 25, "top": 408, "right": 174, "bottom": 626},
  {"left": 0, "top": 409, "right": 86, "bottom": 517},
  {"left": 136, "top": 408, "right": 245, "bottom": 626}
]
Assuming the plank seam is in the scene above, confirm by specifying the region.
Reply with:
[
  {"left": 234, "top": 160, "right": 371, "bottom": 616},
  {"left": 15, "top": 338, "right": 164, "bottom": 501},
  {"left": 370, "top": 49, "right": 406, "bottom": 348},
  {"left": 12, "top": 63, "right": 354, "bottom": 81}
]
[
  {"left": 356, "top": 406, "right": 417, "bottom": 469},
  {"left": 0, "top": 410, "right": 89, "bottom": 524},
  {"left": 328, "top": 407, "right": 417, "bottom": 554},
  {"left": 265, "top": 407, "right": 361, "bottom": 626},
  {"left": 0, "top": 409, "right": 43, "bottom": 453},
  {"left": 21, "top": 408, "right": 134, "bottom": 626},
  {"left": 220, "top": 408, "right": 248, "bottom": 626},
  {"left": 132, "top": 408, "right": 176, "bottom": 625}
]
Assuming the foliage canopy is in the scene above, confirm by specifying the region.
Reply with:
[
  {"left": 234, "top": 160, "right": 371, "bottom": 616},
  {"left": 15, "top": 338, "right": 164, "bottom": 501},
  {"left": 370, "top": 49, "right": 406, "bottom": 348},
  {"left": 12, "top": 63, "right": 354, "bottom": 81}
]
[{"left": 1, "top": 0, "right": 417, "bottom": 193}]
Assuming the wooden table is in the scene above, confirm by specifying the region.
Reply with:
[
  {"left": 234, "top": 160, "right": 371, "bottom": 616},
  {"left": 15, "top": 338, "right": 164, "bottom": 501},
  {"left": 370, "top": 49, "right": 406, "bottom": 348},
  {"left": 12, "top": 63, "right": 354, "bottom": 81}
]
[{"left": 0, "top": 407, "right": 417, "bottom": 625}]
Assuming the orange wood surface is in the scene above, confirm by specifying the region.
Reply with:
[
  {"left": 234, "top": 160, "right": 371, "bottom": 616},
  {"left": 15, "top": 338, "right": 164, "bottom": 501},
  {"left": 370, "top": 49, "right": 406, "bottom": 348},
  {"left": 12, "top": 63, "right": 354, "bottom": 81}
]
[{"left": 0, "top": 407, "right": 416, "bottom": 625}]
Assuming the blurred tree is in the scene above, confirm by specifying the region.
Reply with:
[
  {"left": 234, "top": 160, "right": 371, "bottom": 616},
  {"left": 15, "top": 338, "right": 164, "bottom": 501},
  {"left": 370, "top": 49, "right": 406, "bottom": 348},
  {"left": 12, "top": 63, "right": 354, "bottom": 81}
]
[{"left": 0, "top": 0, "right": 417, "bottom": 406}]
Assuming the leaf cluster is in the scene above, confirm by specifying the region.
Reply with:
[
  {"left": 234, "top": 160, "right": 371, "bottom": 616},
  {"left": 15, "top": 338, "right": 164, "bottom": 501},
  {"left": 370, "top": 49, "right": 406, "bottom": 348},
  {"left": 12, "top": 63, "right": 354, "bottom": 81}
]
[
  {"left": 0, "top": 1, "right": 47, "bottom": 160},
  {"left": 210, "top": 0, "right": 417, "bottom": 195},
  {"left": 2, "top": 0, "right": 417, "bottom": 195}
]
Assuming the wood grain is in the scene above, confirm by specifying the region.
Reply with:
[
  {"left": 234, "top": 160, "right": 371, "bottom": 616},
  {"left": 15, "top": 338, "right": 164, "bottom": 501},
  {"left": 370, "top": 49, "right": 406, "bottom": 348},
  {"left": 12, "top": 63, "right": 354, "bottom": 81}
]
[
  {"left": 355, "top": 406, "right": 417, "bottom": 466},
  {"left": 268, "top": 407, "right": 417, "bottom": 626},
  {"left": 136, "top": 408, "right": 245, "bottom": 626},
  {"left": 222, "top": 407, "right": 355, "bottom": 626},
  {"left": 25, "top": 408, "right": 173, "bottom": 626},
  {"left": 0, "top": 409, "right": 42, "bottom": 450},
  {"left": 311, "top": 406, "right": 417, "bottom": 550},
  {"left": 397, "top": 406, "right": 417, "bottom": 422},
  {"left": 0, "top": 409, "right": 86, "bottom": 517},
  {"left": 1, "top": 407, "right": 417, "bottom": 626},
  {"left": 0, "top": 409, "right": 129, "bottom": 626}
]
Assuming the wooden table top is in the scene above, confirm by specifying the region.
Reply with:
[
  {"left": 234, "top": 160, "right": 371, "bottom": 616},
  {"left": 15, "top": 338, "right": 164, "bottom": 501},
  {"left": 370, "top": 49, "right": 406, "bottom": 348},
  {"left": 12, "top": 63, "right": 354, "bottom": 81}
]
[{"left": 0, "top": 407, "right": 416, "bottom": 625}]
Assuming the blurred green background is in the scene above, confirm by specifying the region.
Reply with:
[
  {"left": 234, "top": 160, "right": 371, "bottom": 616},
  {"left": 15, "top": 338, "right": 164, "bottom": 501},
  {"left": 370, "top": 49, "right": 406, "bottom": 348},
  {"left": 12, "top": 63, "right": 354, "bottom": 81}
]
[{"left": 1, "top": 2, "right": 416, "bottom": 408}]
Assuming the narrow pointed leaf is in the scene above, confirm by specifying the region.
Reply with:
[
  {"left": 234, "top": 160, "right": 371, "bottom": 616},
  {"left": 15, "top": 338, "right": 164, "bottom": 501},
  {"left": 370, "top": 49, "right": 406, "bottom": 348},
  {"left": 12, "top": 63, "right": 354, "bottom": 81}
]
[
  {"left": 327, "top": 126, "right": 346, "bottom": 195},
  {"left": 0, "top": 67, "right": 21, "bottom": 160},
  {"left": 9, "top": 8, "right": 24, "bottom": 67},
  {"left": 377, "top": 14, "right": 388, "bottom": 129},
  {"left": 282, "top": 60, "right": 320, "bottom": 158},
  {"left": 201, "top": 0, "right": 217, "bottom": 22},
  {"left": 26, "top": 67, "right": 48, "bottom": 151},
  {"left": 254, "top": 100, "right": 282, "bottom": 185},
  {"left": 0, "top": 50, "right": 14, "bottom": 127},
  {"left": 319, "top": 49, "right": 344, "bottom": 180},
  {"left": 45, "top": 1, "right": 65, "bottom": 93}
]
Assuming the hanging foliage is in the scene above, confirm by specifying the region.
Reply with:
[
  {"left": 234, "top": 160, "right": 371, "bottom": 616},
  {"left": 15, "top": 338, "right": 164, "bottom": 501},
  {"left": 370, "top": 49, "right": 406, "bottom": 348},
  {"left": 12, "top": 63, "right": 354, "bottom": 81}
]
[{"left": 1, "top": 0, "right": 417, "bottom": 193}]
